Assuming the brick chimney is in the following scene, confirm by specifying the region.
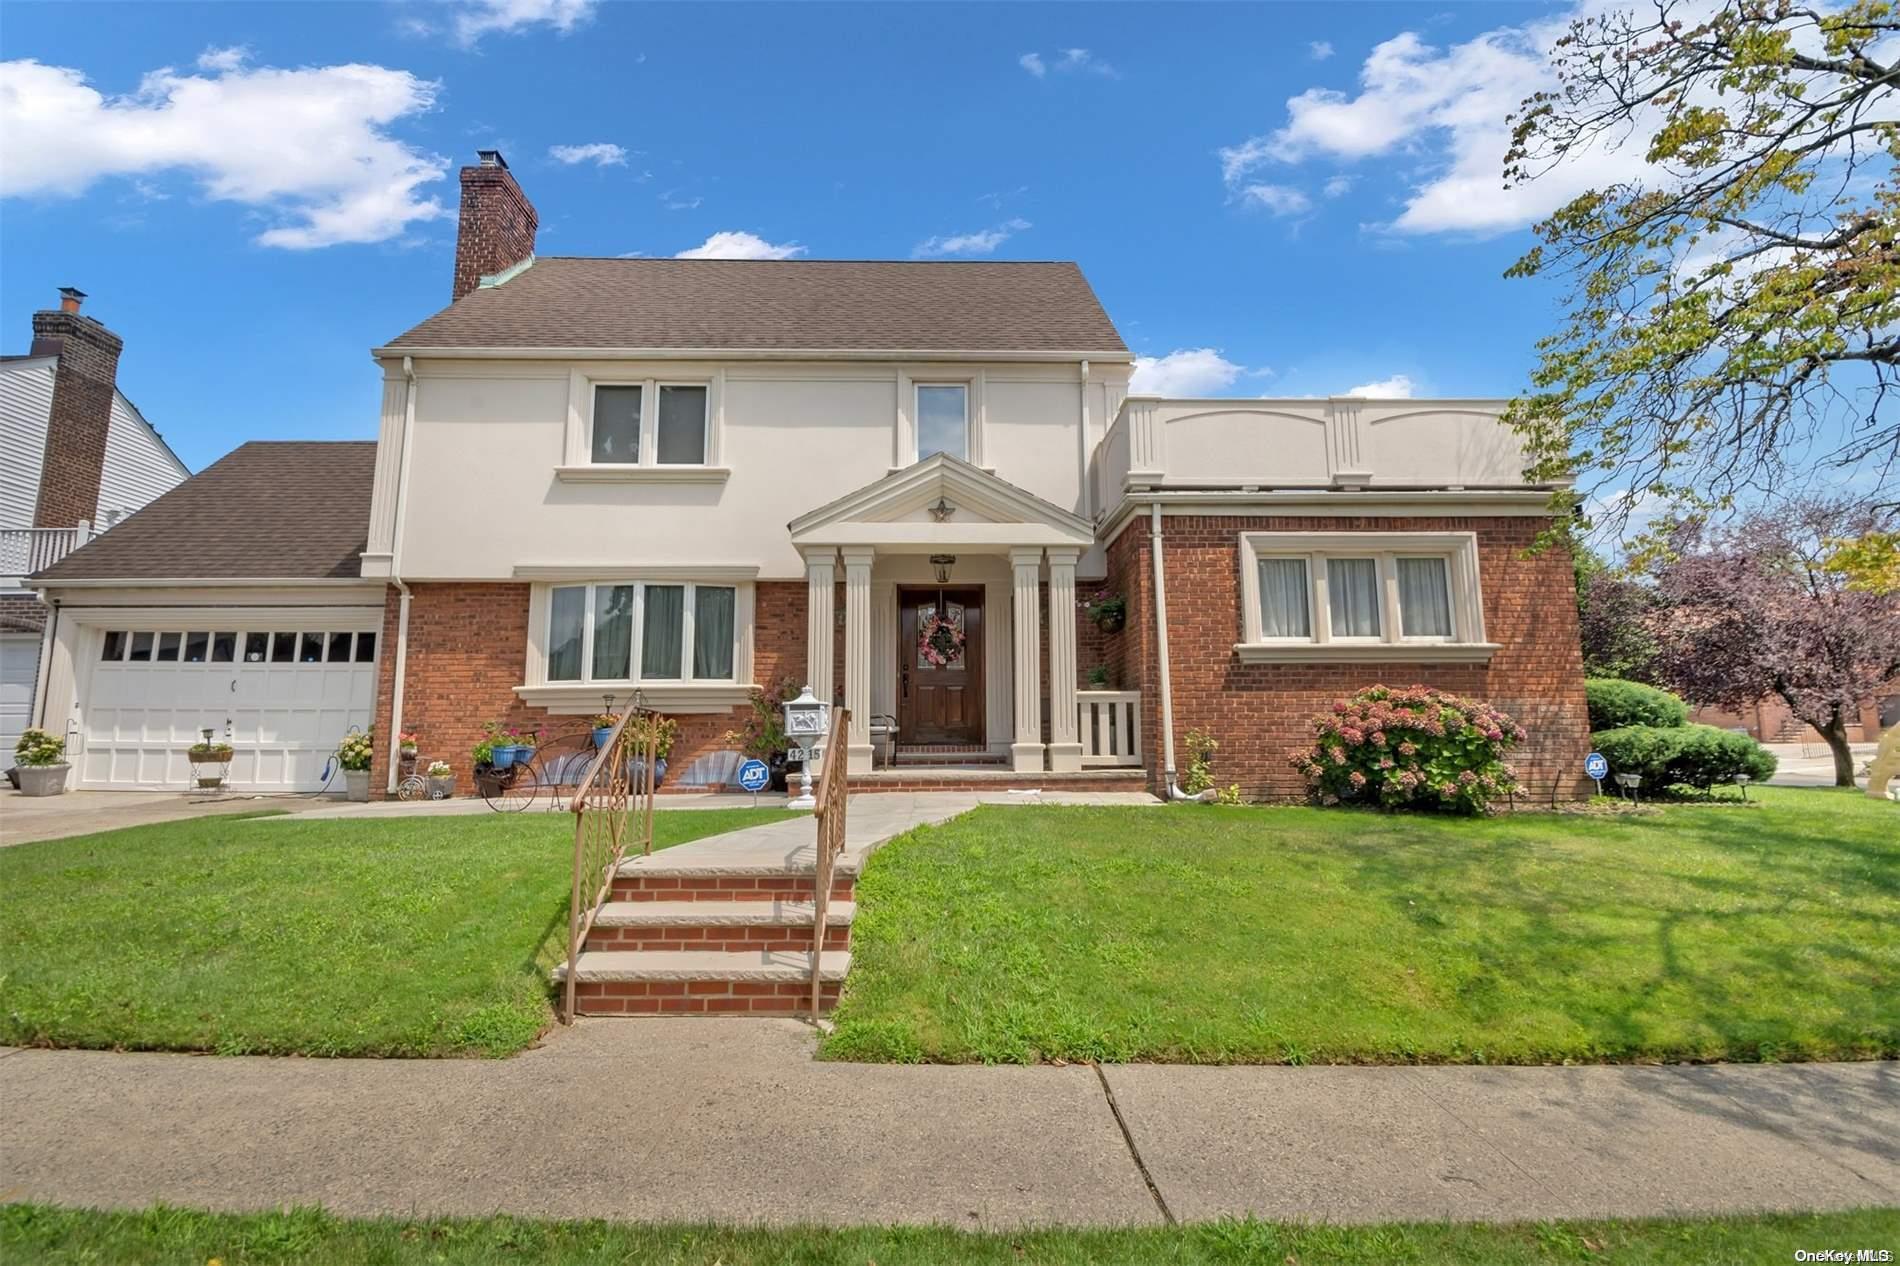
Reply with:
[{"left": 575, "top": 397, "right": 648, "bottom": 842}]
[
  {"left": 28, "top": 287, "right": 122, "bottom": 530},
  {"left": 451, "top": 149, "right": 537, "bottom": 302}
]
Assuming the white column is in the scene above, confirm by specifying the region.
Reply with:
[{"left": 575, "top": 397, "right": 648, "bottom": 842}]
[
  {"left": 804, "top": 550, "right": 836, "bottom": 766},
  {"left": 841, "top": 546, "right": 875, "bottom": 774},
  {"left": 1046, "top": 548, "right": 1082, "bottom": 773},
  {"left": 1009, "top": 546, "right": 1045, "bottom": 773}
]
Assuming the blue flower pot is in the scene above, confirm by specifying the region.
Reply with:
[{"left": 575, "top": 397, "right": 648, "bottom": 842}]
[
  {"left": 490, "top": 745, "right": 516, "bottom": 770},
  {"left": 593, "top": 727, "right": 614, "bottom": 749}
]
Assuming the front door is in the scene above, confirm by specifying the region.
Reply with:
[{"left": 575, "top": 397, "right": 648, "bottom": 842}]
[{"left": 898, "top": 587, "right": 984, "bottom": 745}]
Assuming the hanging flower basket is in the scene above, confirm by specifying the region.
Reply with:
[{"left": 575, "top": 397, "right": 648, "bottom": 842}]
[{"left": 1083, "top": 589, "right": 1127, "bottom": 634}]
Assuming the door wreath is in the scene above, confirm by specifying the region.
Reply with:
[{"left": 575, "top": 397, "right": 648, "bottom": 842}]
[{"left": 918, "top": 606, "right": 966, "bottom": 668}]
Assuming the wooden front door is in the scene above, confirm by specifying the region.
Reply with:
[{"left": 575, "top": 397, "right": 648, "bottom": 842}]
[{"left": 898, "top": 587, "right": 985, "bottom": 744}]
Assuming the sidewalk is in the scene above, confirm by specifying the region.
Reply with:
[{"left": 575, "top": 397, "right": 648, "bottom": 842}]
[{"left": 2, "top": 1022, "right": 1892, "bottom": 1228}]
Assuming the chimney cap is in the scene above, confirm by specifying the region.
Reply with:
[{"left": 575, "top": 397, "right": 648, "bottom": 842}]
[
  {"left": 476, "top": 149, "right": 508, "bottom": 169},
  {"left": 58, "top": 287, "right": 87, "bottom": 313}
]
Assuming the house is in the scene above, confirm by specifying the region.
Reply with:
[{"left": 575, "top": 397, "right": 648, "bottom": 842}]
[
  {"left": 3, "top": 290, "right": 189, "bottom": 759},
  {"left": 29, "top": 150, "right": 1591, "bottom": 799}
]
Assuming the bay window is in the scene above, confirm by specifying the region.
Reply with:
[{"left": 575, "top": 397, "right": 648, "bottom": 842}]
[
  {"left": 1236, "top": 531, "right": 1495, "bottom": 663},
  {"left": 544, "top": 580, "right": 739, "bottom": 685}
]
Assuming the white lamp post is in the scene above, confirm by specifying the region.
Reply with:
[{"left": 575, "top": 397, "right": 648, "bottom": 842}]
[{"left": 783, "top": 684, "right": 829, "bottom": 809}]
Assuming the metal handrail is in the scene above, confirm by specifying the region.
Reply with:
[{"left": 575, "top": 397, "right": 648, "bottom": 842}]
[
  {"left": 561, "top": 707, "right": 659, "bottom": 1023},
  {"left": 809, "top": 706, "right": 849, "bottom": 1019}
]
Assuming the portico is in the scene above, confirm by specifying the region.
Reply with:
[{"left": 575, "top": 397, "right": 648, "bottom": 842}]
[{"left": 788, "top": 454, "right": 1093, "bottom": 776}]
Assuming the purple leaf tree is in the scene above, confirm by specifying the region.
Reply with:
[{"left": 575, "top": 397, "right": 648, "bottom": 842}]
[{"left": 1649, "top": 498, "right": 1900, "bottom": 787}]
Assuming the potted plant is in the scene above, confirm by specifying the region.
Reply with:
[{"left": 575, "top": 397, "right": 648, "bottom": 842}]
[
  {"left": 187, "top": 735, "right": 235, "bottom": 791},
  {"left": 426, "top": 760, "right": 454, "bottom": 799},
  {"left": 513, "top": 728, "right": 539, "bottom": 763},
  {"left": 725, "top": 677, "right": 798, "bottom": 791},
  {"left": 591, "top": 712, "right": 620, "bottom": 750},
  {"left": 1083, "top": 588, "right": 1127, "bottom": 634},
  {"left": 481, "top": 722, "right": 516, "bottom": 770},
  {"left": 625, "top": 713, "right": 678, "bottom": 788},
  {"left": 471, "top": 733, "right": 497, "bottom": 768},
  {"left": 1087, "top": 664, "right": 1112, "bottom": 688},
  {"left": 397, "top": 731, "right": 419, "bottom": 760},
  {"left": 337, "top": 728, "right": 374, "bottom": 801},
  {"left": 13, "top": 727, "right": 69, "bottom": 797}
]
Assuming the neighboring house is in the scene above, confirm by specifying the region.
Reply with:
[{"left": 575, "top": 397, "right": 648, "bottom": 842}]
[
  {"left": 31, "top": 150, "right": 1590, "bottom": 798},
  {"left": 1691, "top": 694, "right": 1898, "bottom": 746},
  {"left": 3, "top": 290, "right": 189, "bottom": 760}
]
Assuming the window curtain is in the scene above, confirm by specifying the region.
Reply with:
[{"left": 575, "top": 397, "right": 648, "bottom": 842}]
[
  {"left": 1256, "top": 557, "right": 1311, "bottom": 638},
  {"left": 548, "top": 586, "right": 585, "bottom": 680},
  {"left": 1398, "top": 557, "right": 1453, "bottom": 638},
  {"left": 1327, "top": 558, "right": 1382, "bottom": 638},
  {"left": 693, "top": 586, "right": 736, "bottom": 679},
  {"left": 592, "top": 584, "right": 635, "bottom": 679},
  {"left": 641, "top": 585, "right": 685, "bottom": 678}
]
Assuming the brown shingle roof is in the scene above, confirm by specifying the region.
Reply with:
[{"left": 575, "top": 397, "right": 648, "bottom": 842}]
[
  {"left": 32, "top": 441, "right": 375, "bottom": 583},
  {"left": 384, "top": 258, "right": 1128, "bottom": 353}
]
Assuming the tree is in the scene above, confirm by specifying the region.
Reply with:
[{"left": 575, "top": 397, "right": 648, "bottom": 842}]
[
  {"left": 1503, "top": 0, "right": 1899, "bottom": 539},
  {"left": 1825, "top": 529, "right": 1900, "bottom": 592},
  {"left": 1647, "top": 496, "right": 1900, "bottom": 785},
  {"left": 1574, "top": 549, "right": 1665, "bottom": 680}
]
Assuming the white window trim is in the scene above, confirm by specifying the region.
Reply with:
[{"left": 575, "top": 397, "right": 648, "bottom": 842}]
[
  {"left": 521, "top": 577, "right": 755, "bottom": 713},
  {"left": 559, "top": 368, "right": 729, "bottom": 483},
  {"left": 1235, "top": 531, "right": 1497, "bottom": 664},
  {"left": 894, "top": 367, "right": 987, "bottom": 469}
]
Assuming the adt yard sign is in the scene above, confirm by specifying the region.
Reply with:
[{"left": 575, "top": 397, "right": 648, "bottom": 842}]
[
  {"left": 1585, "top": 751, "right": 1608, "bottom": 794},
  {"left": 737, "top": 759, "right": 771, "bottom": 794}
]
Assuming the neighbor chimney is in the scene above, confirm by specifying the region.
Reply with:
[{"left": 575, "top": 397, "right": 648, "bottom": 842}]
[
  {"left": 451, "top": 148, "right": 537, "bottom": 302},
  {"left": 29, "top": 287, "right": 123, "bottom": 530}
]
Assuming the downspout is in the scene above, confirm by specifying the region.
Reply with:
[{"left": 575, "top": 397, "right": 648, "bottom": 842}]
[
  {"left": 384, "top": 356, "right": 418, "bottom": 794},
  {"left": 1149, "top": 501, "right": 1193, "bottom": 801}
]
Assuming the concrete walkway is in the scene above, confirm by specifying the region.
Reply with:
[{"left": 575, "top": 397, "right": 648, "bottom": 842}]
[{"left": 2, "top": 1023, "right": 1892, "bottom": 1228}]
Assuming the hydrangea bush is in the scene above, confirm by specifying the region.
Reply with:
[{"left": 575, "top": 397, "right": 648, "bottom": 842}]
[{"left": 1292, "top": 685, "right": 1526, "bottom": 815}]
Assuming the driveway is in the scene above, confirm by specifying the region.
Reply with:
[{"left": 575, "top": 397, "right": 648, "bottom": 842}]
[
  {"left": 1765, "top": 741, "right": 1879, "bottom": 788},
  {"left": 0, "top": 788, "right": 319, "bottom": 846}
]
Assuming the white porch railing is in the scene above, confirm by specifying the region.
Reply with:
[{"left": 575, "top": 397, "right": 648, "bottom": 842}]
[
  {"left": 0, "top": 525, "right": 87, "bottom": 586},
  {"left": 1078, "top": 690, "right": 1142, "bottom": 767}
]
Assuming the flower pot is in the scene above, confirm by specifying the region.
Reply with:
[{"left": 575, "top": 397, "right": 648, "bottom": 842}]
[
  {"left": 592, "top": 727, "right": 614, "bottom": 749},
  {"left": 195, "top": 775, "right": 225, "bottom": 791},
  {"left": 16, "top": 763, "right": 69, "bottom": 797},
  {"left": 427, "top": 774, "right": 454, "bottom": 799},
  {"left": 344, "top": 769, "right": 371, "bottom": 802},
  {"left": 1095, "top": 611, "right": 1125, "bottom": 634},
  {"left": 490, "top": 745, "right": 517, "bottom": 770},
  {"left": 399, "top": 746, "right": 418, "bottom": 760},
  {"left": 514, "top": 746, "right": 536, "bottom": 768}
]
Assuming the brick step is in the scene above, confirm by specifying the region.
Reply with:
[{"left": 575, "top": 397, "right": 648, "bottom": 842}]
[
  {"left": 611, "top": 867, "right": 855, "bottom": 903},
  {"left": 586, "top": 900, "right": 854, "bottom": 952},
  {"left": 559, "top": 949, "right": 849, "bottom": 1015}
]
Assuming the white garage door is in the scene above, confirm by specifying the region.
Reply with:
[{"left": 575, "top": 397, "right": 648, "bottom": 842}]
[
  {"left": 0, "top": 632, "right": 39, "bottom": 760},
  {"left": 81, "top": 624, "right": 378, "bottom": 791}
]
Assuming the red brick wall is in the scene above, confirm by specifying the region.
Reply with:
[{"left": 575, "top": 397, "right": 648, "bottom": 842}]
[
  {"left": 1102, "top": 513, "right": 1591, "bottom": 803},
  {"left": 29, "top": 309, "right": 122, "bottom": 529},
  {"left": 451, "top": 160, "right": 538, "bottom": 302},
  {"left": 373, "top": 580, "right": 806, "bottom": 796}
]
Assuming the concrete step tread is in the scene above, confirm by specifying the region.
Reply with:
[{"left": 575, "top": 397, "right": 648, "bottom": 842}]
[
  {"left": 557, "top": 949, "right": 851, "bottom": 983},
  {"left": 594, "top": 900, "right": 855, "bottom": 927}
]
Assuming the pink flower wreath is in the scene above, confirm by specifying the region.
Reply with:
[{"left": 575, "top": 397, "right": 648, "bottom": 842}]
[{"left": 918, "top": 609, "right": 966, "bottom": 667}]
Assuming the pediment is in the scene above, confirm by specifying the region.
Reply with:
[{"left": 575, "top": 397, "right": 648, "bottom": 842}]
[{"left": 788, "top": 453, "right": 1091, "bottom": 546}]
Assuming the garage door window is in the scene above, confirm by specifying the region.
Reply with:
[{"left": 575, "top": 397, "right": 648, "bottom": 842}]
[
  {"left": 354, "top": 631, "right": 376, "bottom": 662},
  {"left": 156, "top": 632, "right": 181, "bottom": 661},
  {"left": 128, "top": 632, "right": 153, "bottom": 662},
  {"left": 212, "top": 632, "right": 237, "bottom": 663},
  {"left": 101, "top": 629, "right": 377, "bottom": 666},
  {"left": 100, "top": 631, "right": 126, "bottom": 661}
]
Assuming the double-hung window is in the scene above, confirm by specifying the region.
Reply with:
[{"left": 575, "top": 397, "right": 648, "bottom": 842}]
[
  {"left": 584, "top": 380, "right": 711, "bottom": 467},
  {"left": 915, "top": 384, "right": 969, "bottom": 462},
  {"left": 1237, "top": 532, "right": 1491, "bottom": 662},
  {"left": 545, "top": 580, "right": 738, "bottom": 685}
]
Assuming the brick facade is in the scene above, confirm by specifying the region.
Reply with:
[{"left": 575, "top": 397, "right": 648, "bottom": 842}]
[
  {"left": 1100, "top": 513, "right": 1591, "bottom": 803},
  {"left": 373, "top": 580, "right": 805, "bottom": 796},
  {"left": 28, "top": 307, "right": 122, "bottom": 530},
  {"left": 451, "top": 155, "right": 538, "bottom": 303}
]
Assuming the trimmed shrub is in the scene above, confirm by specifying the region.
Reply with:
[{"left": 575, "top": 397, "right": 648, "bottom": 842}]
[
  {"left": 1592, "top": 723, "right": 1777, "bottom": 791},
  {"left": 1586, "top": 678, "right": 1689, "bottom": 731},
  {"left": 1292, "top": 685, "right": 1525, "bottom": 815}
]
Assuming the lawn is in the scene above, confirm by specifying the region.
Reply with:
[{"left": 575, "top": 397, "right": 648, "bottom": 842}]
[
  {"left": 0, "top": 806, "right": 798, "bottom": 1058},
  {"left": 823, "top": 787, "right": 1898, "bottom": 1065},
  {"left": 6, "top": 1204, "right": 1897, "bottom": 1266}
]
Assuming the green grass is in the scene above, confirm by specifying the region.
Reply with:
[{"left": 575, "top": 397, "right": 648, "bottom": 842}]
[
  {"left": 0, "top": 807, "right": 799, "bottom": 1058},
  {"left": 5, "top": 1204, "right": 1896, "bottom": 1265},
  {"left": 823, "top": 787, "right": 1898, "bottom": 1065}
]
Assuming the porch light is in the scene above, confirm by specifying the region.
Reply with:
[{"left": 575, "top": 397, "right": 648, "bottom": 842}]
[{"left": 930, "top": 554, "right": 957, "bottom": 584}]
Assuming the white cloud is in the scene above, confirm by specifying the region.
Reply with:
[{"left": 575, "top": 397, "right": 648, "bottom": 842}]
[
  {"left": 1021, "top": 48, "right": 1117, "bottom": 79},
  {"left": 1344, "top": 374, "right": 1415, "bottom": 398},
  {"left": 1130, "top": 348, "right": 1246, "bottom": 396},
  {"left": 1222, "top": 10, "right": 1655, "bottom": 236},
  {"left": 660, "top": 188, "right": 702, "bottom": 211},
  {"left": 674, "top": 230, "right": 805, "bottom": 260},
  {"left": 548, "top": 141, "right": 625, "bottom": 167},
  {"left": 196, "top": 45, "right": 248, "bottom": 73},
  {"left": 1309, "top": 40, "right": 1335, "bottom": 61},
  {"left": 1238, "top": 183, "right": 1311, "bottom": 217},
  {"left": 0, "top": 57, "right": 447, "bottom": 249},
  {"left": 1018, "top": 52, "right": 1046, "bottom": 78},
  {"left": 452, "top": 0, "right": 595, "bottom": 46},
  {"left": 1323, "top": 175, "right": 1353, "bottom": 198},
  {"left": 912, "top": 217, "right": 1030, "bottom": 258}
]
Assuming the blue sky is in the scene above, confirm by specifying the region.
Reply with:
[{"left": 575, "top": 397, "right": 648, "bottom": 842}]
[{"left": 2, "top": 1, "right": 1601, "bottom": 472}]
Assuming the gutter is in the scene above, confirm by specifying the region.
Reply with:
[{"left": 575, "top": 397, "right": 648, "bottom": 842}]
[
  {"left": 1147, "top": 501, "right": 1193, "bottom": 802},
  {"left": 370, "top": 345, "right": 1135, "bottom": 364},
  {"left": 385, "top": 356, "right": 418, "bottom": 795}
]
